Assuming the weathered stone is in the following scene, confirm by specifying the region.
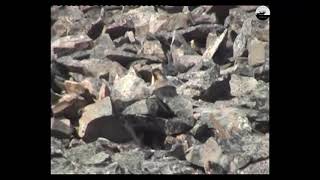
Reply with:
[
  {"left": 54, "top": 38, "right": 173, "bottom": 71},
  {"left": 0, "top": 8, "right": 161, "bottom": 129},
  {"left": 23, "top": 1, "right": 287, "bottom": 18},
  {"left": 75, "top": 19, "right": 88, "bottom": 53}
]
[
  {"left": 237, "top": 159, "right": 269, "bottom": 174},
  {"left": 104, "top": 49, "right": 141, "bottom": 67},
  {"left": 191, "top": 6, "right": 213, "bottom": 17},
  {"left": 143, "top": 40, "right": 166, "bottom": 61},
  {"left": 149, "top": 13, "right": 169, "bottom": 34},
  {"left": 233, "top": 32, "right": 247, "bottom": 59},
  {"left": 227, "top": 7, "right": 255, "bottom": 34},
  {"left": 52, "top": 93, "right": 89, "bottom": 121},
  {"left": 142, "top": 157, "right": 200, "bottom": 174},
  {"left": 78, "top": 97, "right": 131, "bottom": 143},
  {"left": 161, "top": 13, "right": 190, "bottom": 31},
  {"left": 190, "top": 121, "right": 214, "bottom": 143},
  {"left": 230, "top": 74, "right": 258, "bottom": 97},
  {"left": 112, "top": 149, "right": 145, "bottom": 174},
  {"left": 51, "top": 137, "right": 65, "bottom": 157},
  {"left": 55, "top": 57, "right": 127, "bottom": 80},
  {"left": 91, "top": 33, "right": 115, "bottom": 59},
  {"left": 80, "top": 77, "right": 104, "bottom": 99},
  {"left": 202, "top": 28, "right": 227, "bottom": 60},
  {"left": 192, "top": 13, "right": 217, "bottom": 25},
  {"left": 201, "top": 107, "right": 252, "bottom": 140},
  {"left": 122, "top": 98, "right": 160, "bottom": 116},
  {"left": 177, "top": 64, "right": 221, "bottom": 100},
  {"left": 112, "top": 68, "right": 151, "bottom": 104},
  {"left": 85, "top": 151, "right": 111, "bottom": 165},
  {"left": 126, "top": 31, "right": 135, "bottom": 43},
  {"left": 52, "top": 34, "right": 93, "bottom": 57},
  {"left": 118, "top": 43, "right": 139, "bottom": 54},
  {"left": 98, "top": 82, "right": 111, "bottom": 100},
  {"left": 51, "top": 118, "right": 73, "bottom": 138},
  {"left": 104, "top": 19, "right": 135, "bottom": 40},
  {"left": 173, "top": 55, "right": 202, "bottom": 73},
  {"left": 248, "top": 38, "right": 267, "bottom": 67}
]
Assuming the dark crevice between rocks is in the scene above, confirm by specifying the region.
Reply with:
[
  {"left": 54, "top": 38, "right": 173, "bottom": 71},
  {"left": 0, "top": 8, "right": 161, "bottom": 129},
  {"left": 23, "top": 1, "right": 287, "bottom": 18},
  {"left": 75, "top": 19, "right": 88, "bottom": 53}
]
[
  {"left": 87, "top": 21, "right": 105, "bottom": 40},
  {"left": 200, "top": 76, "right": 234, "bottom": 103},
  {"left": 211, "top": 6, "right": 236, "bottom": 24}
]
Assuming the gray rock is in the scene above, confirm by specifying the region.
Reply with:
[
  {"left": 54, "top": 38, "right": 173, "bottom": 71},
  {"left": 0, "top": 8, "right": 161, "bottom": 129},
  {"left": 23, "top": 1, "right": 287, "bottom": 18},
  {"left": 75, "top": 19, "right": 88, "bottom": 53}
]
[
  {"left": 104, "top": 19, "right": 135, "bottom": 40},
  {"left": 104, "top": 49, "right": 142, "bottom": 67},
  {"left": 78, "top": 97, "right": 131, "bottom": 143},
  {"left": 91, "top": 33, "right": 115, "bottom": 59},
  {"left": 190, "top": 121, "right": 214, "bottom": 143},
  {"left": 198, "top": 106, "right": 252, "bottom": 140},
  {"left": 173, "top": 55, "right": 203, "bottom": 73},
  {"left": 112, "top": 149, "right": 145, "bottom": 174},
  {"left": 51, "top": 157, "right": 79, "bottom": 174},
  {"left": 248, "top": 38, "right": 267, "bottom": 67},
  {"left": 230, "top": 74, "right": 258, "bottom": 97},
  {"left": 142, "top": 156, "right": 201, "bottom": 174},
  {"left": 55, "top": 57, "right": 127, "bottom": 80},
  {"left": 142, "top": 40, "right": 166, "bottom": 61},
  {"left": 85, "top": 151, "right": 111, "bottom": 165},
  {"left": 52, "top": 34, "right": 93, "bottom": 58},
  {"left": 122, "top": 98, "right": 160, "bottom": 116},
  {"left": 238, "top": 159, "right": 269, "bottom": 174},
  {"left": 232, "top": 31, "right": 247, "bottom": 59},
  {"left": 51, "top": 137, "right": 65, "bottom": 157},
  {"left": 51, "top": 93, "right": 89, "bottom": 121},
  {"left": 227, "top": 7, "right": 255, "bottom": 34},
  {"left": 112, "top": 68, "right": 151, "bottom": 104},
  {"left": 51, "top": 118, "right": 73, "bottom": 138}
]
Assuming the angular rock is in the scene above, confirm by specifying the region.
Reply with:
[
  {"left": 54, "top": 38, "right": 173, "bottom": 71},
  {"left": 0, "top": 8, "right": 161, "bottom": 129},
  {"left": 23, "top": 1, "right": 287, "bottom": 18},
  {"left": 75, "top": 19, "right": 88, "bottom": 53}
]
[
  {"left": 112, "top": 68, "right": 151, "bottom": 106},
  {"left": 186, "top": 137, "right": 227, "bottom": 174},
  {"left": 91, "top": 33, "right": 115, "bottom": 59},
  {"left": 142, "top": 157, "right": 201, "bottom": 174},
  {"left": 191, "top": 6, "right": 213, "bottom": 17},
  {"left": 248, "top": 38, "right": 267, "bottom": 67},
  {"left": 85, "top": 151, "right": 111, "bottom": 165},
  {"left": 200, "top": 107, "right": 252, "bottom": 140},
  {"left": 112, "top": 149, "right": 145, "bottom": 174},
  {"left": 52, "top": 34, "right": 93, "bottom": 57},
  {"left": 192, "top": 13, "right": 217, "bottom": 25},
  {"left": 230, "top": 74, "right": 258, "bottom": 97},
  {"left": 161, "top": 13, "right": 190, "bottom": 31},
  {"left": 104, "top": 49, "right": 142, "bottom": 67},
  {"left": 173, "top": 55, "right": 202, "bottom": 73},
  {"left": 227, "top": 7, "right": 255, "bottom": 34},
  {"left": 148, "top": 13, "right": 170, "bottom": 34},
  {"left": 142, "top": 40, "right": 166, "bottom": 61},
  {"left": 176, "top": 64, "right": 221, "bottom": 100},
  {"left": 122, "top": 98, "right": 160, "bottom": 116},
  {"left": 52, "top": 93, "right": 89, "bottom": 121},
  {"left": 51, "top": 137, "right": 65, "bottom": 157},
  {"left": 98, "top": 82, "right": 111, "bottom": 100},
  {"left": 78, "top": 97, "right": 131, "bottom": 143},
  {"left": 202, "top": 28, "right": 228, "bottom": 60},
  {"left": 104, "top": 19, "right": 135, "bottom": 40},
  {"left": 126, "top": 31, "right": 136, "bottom": 43},
  {"left": 80, "top": 77, "right": 104, "bottom": 99},
  {"left": 237, "top": 159, "right": 269, "bottom": 174},
  {"left": 190, "top": 121, "right": 214, "bottom": 143},
  {"left": 118, "top": 43, "right": 139, "bottom": 54},
  {"left": 51, "top": 118, "right": 73, "bottom": 138},
  {"left": 158, "top": 6, "right": 184, "bottom": 14},
  {"left": 55, "top": 57, "right": 127, "bottom": 79},
  {"left": 233, "top": 32, "right": 247, "bottom": 59}
]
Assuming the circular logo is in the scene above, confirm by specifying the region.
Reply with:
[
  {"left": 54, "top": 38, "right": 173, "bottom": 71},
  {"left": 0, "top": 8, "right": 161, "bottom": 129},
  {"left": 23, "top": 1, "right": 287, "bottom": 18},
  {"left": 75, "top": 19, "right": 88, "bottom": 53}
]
[{"left": 255, "top": 6, "right": 270, "bottom": 20}]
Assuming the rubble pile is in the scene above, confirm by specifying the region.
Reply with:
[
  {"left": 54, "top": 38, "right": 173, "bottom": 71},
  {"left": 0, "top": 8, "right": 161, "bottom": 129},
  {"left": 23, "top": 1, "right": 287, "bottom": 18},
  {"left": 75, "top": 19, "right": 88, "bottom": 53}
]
[{"left": 51, "top": 5, "right": 269, "bottom": 174}]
